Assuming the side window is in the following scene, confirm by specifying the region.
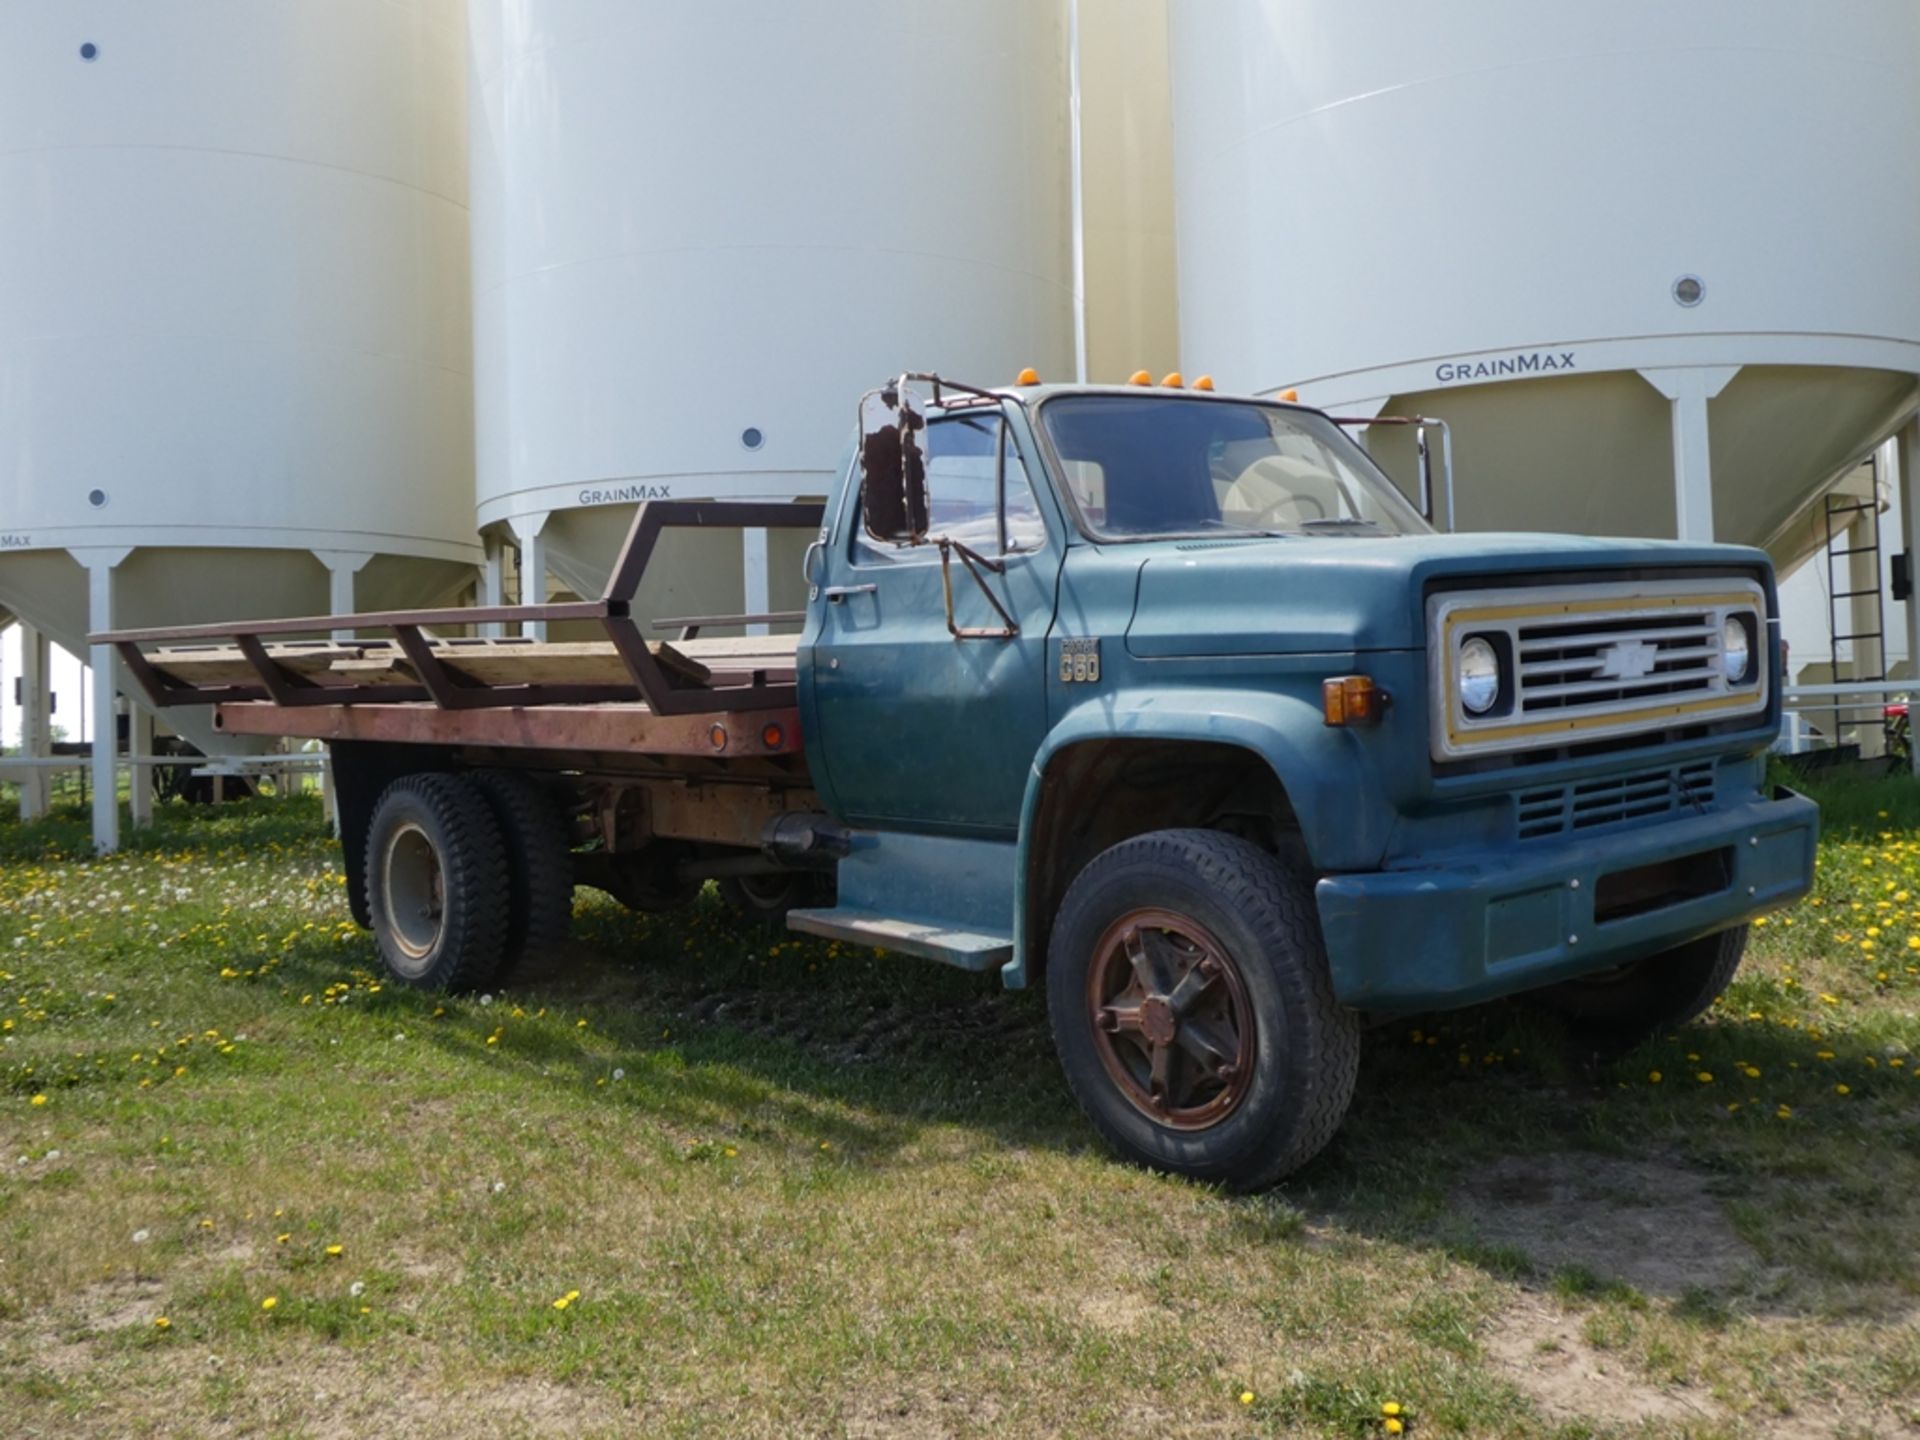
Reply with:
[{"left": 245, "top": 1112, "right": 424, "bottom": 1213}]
[{"left": 855, "top": 414, "right": 1047, "bottom": 564}]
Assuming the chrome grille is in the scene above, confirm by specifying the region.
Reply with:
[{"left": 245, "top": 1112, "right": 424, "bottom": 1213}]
[
  {"left": 1515, "top": 761, "right": 1715, "bottom": 840},
  {"left": 1517, "top": 611, "right": 1720, "bottom": 712},
  {"left": 1430, "top": 578, "right": 1770, "bottom": 761}
]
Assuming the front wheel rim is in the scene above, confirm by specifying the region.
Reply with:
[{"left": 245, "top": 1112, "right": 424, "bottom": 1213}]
[{"left": 1085, "top": 907, "right": 1256, "bottom": 1130}]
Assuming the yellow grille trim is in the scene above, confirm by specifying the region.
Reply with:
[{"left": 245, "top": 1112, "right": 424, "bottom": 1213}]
[{"left": 1441, "top": 591, "right": 1764, "bottom": 749}]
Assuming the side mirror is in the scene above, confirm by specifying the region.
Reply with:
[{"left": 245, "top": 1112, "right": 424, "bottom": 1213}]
[
  {"left": 1414, "top": 417, "right": 1455, "bottom": 532},
  {"left": 859, "top": 385, "right": 929, "bottom": 543}
]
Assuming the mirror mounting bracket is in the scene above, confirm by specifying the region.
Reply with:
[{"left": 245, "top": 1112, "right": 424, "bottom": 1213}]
[{"left": 937, "top": 538, "right": 1018, "bottom": 640}]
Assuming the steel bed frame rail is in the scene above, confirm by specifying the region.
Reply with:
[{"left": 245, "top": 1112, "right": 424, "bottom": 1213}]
[{"left": 95, "top": 501, "right": 826, "bottom": 718}]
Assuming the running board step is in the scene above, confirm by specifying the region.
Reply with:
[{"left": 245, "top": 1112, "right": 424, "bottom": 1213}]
[{"left": 786, "top": 908, "right": 1013, "bottom": 972}]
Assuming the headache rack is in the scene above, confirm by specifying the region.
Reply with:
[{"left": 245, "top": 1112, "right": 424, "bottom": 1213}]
[{"left": 95, "top": 501, "right": 825, "bottom": 733}]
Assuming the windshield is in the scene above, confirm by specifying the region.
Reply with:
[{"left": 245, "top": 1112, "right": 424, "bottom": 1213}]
[{"left": 1038, "top": 395, "right": 1432, "bottom": 540}]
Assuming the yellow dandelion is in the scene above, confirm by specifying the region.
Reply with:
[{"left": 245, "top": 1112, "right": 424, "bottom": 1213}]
[
  {"left": 1382, "top": 1402, "right": 1403, "bottom": 1417},
  {"left": 1386, "top": 1421, "right": 1405, "bottom": 1437},
  {"left": 324, "top": 1244, "right": 343, "bottom": 1257},
  {"left": 1648, "top": 1070, "right": 1663, "bottom": 1084},
  {"left": 1239, "top": 1391, "right": 1255, "bottom": 1406},
  {"left": 1776, "top": 1104, "right": 1793, "bottom": 1118},
  {"left": 275, "top": 1233, "right": 291, "bottom": 1244},
  {"left": 261, "top": 1296, "right": 278, "bottom": 1311},
  {"left": 1835, "top": 1083, "right": 1852, "bottom": 1095},
  {"left": 1696, "top": 1072, "right": 1713, "bottom": 1084},
  {"left": 29, "top": 1094, "right": 47, "bottom": 1106}
]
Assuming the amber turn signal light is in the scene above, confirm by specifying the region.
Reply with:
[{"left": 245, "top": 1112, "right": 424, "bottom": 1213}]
[{"left": 1322, "top": 675, "right": 1387, "bottom": 727}]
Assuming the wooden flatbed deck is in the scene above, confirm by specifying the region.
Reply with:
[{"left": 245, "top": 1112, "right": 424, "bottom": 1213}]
[{"left": 95, "top": 499, "right": 827, "bottom": 746}]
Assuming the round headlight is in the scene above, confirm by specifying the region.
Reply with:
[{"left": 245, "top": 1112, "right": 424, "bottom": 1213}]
[
  {"left": 1721, "top": 615, "right": 1751, "bottom": 683},
  {"left": 1458, "top": 636, "right": 1500, "bottom": 714}
]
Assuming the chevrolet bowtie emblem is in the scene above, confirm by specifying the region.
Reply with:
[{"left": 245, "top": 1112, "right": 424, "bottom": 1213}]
[{"left": 1595, "top": 639, "right": 1658, "bottom": 681}]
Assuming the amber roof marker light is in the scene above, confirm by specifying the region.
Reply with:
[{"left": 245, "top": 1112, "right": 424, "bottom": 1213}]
[
  {"left": 1128, "top": 369, "right": 1153, "bottom": 386},
  {"left": 1192, "top": 375, "right": 1215, "bottom": 391},
  {"left": 1015, "top": 367, "right": 1040, "bottom": 385}
]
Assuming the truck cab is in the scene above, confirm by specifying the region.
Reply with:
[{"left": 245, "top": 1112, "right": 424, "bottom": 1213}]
[{"left": 794, "top": 374, "right": 1815, "bottom": 1183}]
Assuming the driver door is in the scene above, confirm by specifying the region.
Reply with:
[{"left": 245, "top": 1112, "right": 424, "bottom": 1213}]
[{"left": 809, "top": 411, "right": 1061, "bottom": 833}]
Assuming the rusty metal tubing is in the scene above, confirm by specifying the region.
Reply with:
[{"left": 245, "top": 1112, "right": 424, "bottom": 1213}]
[
  {"left": 96, "top": 599, "right": 618, "bottom": 648},
  {"left": 94, "top": 498, "right": 826, "bottom": 715},
  {"left": 936, "top": 538, "right": 1018, "bottom": 640}
]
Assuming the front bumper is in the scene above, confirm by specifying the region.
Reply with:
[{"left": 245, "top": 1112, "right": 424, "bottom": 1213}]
[{"left": 1315, "top": 786, "right": 1817, "bottom": 1014}]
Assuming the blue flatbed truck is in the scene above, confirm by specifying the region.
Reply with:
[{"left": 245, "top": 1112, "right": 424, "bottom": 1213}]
[{"left": 103, "top": 373, "right": 1818, "bottom": 1186}]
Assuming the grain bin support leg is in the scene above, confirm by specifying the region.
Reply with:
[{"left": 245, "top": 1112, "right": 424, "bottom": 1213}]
[
  {"left": 128, "top": 704, "right": 153, "bottom": 827},
  {"left": 1901, "top": 416, "right": 1920, "bottom": 776},
  {"left": 73, "top": 546, "right": 132, "bottom": 853},
  {"left": 480, "top": 535, "right": 507, "bottom": 639},
  {"left": 316, "top": 550, "right": 372, "bottom": 643},
  {"left": 17, "top": 625, "right": 50, "bottom": 820},
  {"left": 743, "top": 527, "right": 769, "bottom": 637},
  {"left": 1639, "top": 365, "right": 1739, "bottom": 543},
  {"left": 510, "top": 512, "right": 551, "bottom": 642}
]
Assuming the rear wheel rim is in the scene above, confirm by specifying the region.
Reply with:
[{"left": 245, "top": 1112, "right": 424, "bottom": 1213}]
[
  {"left": 382, "top": 822, "right": 444, "bottom": 975},
  {"left": 1086, "top": 907, "right": 1256, "bottom": 1130}
]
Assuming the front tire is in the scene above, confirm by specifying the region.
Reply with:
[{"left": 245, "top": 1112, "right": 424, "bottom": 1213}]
[
  {"left": 1046, "top": 829, "right": 1359, "bottom": 1189},
  {"left": 1533, "top": 924, "right": 1748, "bottom": 1045},
  {"left": 365, "top": 773, "right": 511, "bottom": 992}
]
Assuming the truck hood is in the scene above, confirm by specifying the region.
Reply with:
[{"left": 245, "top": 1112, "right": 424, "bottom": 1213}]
[{"left": 1123, "top": 531, "right": 1772, "bottom": 657}]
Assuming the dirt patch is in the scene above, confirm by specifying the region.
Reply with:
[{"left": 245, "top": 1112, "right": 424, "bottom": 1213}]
[
  {"left": 1453, "top": 1152, "right": 1758, "bottom": 1297},
  {"left": 74, "top": 1277, "right": 168, "bottom": 1334},
  {"left": 1484, "top": 1296, "right": 1710, "bottom": 1427},
  {"left": 1075, "top": 1289, "right": 1156, "bottom": 1335}
]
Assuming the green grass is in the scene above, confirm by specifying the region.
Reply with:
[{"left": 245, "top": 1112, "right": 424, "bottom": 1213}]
[{"left": 1, "top": 792, "right": 1918, "bottom": 1437}]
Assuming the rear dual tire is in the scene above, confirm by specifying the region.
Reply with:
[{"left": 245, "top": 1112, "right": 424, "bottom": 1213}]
[{"left": 364, "top": 771, "right": 574, "bottom": 992}]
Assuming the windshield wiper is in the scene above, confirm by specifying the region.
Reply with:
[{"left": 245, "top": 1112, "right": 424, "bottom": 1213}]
[{"left": 1298, "top": 517, "right": 1387, "bottom": 533}]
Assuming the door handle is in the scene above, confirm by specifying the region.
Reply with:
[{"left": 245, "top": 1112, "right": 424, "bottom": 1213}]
[{"left": 823, "top": 584, "right": 878, "bottom": 603}]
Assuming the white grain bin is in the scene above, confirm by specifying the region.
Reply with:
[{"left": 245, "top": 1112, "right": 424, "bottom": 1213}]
[
  {"left": 467, "top": 0, "right": 1077, "bottom": 622},
  {"left": 1167, "top": 0, "right": 1920, "bottom": 556},
  {"left": 0, "top": 0, "right": 480, "bottom": 843},
  {"left": 1077, "top": 0, "right": 1180, "bottom": 383}
]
